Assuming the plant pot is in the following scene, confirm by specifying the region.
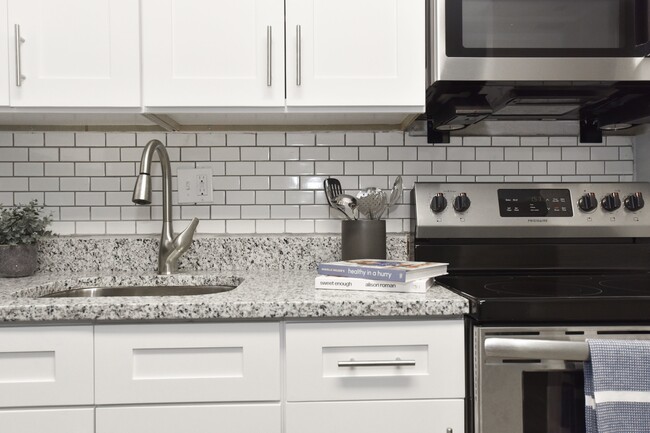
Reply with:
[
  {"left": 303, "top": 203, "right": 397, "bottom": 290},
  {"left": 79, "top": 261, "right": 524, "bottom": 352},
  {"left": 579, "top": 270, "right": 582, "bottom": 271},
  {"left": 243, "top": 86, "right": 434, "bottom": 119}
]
[{"left": 0, "top": 244, "right": 38, "bottom": 278}]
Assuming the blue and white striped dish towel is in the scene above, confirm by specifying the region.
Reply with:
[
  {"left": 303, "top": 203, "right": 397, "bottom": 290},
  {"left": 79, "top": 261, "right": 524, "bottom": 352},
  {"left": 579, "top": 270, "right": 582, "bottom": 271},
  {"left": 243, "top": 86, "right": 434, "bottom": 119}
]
[{"left": 585, "top": 339, "right": 650, "bottom": 433}]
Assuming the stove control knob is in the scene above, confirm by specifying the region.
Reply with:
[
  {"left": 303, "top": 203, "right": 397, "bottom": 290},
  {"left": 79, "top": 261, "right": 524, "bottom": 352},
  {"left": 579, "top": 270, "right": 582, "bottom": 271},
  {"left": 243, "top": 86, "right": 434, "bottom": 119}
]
[
  {"left": 601, "top": 192, "right": 621, "bottom": 212},
  {"left": 624, "top": 192, "right": 645, "bottom": 211},
  {"left": 430, "top": 193, "right": 447, "bottom": 213},
  {"left": 578, "top": 192, "right": 598, "bottom": 212},
  {"left": 453, "top": 193, "right": 471, "bottom": 213}
]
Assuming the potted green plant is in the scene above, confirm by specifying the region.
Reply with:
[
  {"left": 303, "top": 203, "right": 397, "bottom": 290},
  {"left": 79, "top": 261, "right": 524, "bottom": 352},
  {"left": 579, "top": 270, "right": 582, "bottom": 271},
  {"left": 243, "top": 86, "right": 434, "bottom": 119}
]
[{"left": 0, "top": 200, "right": 52, "bottom": 277}]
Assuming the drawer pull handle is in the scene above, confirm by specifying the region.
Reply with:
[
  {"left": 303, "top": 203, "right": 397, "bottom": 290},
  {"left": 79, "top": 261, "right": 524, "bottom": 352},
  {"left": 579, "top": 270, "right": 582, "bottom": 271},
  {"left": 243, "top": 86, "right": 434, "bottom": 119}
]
[{"left": 338, "top": 358, "right": 416, "bottom": 367}]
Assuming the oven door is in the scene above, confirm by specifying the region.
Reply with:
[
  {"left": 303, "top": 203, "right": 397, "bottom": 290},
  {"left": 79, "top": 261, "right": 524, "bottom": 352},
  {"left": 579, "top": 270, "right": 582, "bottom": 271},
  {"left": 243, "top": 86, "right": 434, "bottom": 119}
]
[
  {"left": 431, "top": 0, "right": 650, "bottom": 81},
  {"left": 474, "top": 325, "right": 650, "bottom": 433}
]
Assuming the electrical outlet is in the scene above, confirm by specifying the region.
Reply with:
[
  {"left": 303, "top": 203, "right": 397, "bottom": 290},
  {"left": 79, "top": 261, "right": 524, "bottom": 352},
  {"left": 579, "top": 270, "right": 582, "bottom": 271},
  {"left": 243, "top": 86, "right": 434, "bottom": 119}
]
[{"left": 177, "top": 168, "right": 213, "bottom": 204}]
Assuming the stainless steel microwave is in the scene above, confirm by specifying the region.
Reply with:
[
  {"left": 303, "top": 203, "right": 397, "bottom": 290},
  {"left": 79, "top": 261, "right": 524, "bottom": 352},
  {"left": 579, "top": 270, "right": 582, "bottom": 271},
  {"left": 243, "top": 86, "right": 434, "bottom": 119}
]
[{"left": 428, "top": 0, "right": 650, "bottom": 83}]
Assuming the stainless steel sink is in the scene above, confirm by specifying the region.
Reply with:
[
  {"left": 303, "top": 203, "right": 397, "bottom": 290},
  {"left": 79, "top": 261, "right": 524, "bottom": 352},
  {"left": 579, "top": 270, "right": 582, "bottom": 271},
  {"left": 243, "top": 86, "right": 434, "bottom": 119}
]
[{"left": 41, "top": 285, "right": 237, "bottom": 298}]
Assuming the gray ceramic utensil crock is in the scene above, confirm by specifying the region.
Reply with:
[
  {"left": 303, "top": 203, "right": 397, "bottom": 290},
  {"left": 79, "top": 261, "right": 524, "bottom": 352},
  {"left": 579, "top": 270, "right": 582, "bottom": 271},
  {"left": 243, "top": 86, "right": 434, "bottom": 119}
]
[{"left": 341, "top": 219, "right": 386, "bottom": 260}]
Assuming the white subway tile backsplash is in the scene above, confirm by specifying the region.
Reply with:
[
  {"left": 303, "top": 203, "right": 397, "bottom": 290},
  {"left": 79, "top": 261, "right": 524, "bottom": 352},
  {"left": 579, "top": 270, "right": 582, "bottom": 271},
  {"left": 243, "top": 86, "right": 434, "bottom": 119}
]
[
  {"left": 14, "top": 163, "right": 44, "bottom": 176},
  {"left": 60, "top": 177, "right": 90, "bottom": 191},
  {"left": 521, "top": 137, "right": 549, "bottom": 146},
  {"left": 548, "top": 161, "right": 576, "bottom": 175},
  {"left": 256, "top": 219, "right": 284, "bottom": 233},
  {"left": 286, "top": 161, "right": 315, "bottom": 175},
  {"left": 75, "top": 132, "right": 105, "bottom": 147},
  {"left": 490, "top": 161, "right": 519, "bottom": 175},
  {"left": 60, "top": 148, "right": 89, "bottom": 162},
  {"left": 606, "top": 136, "right": 633, "bottom": 146},
  {"left": 576, "top": 161, "right": 605, "bottom": 175},
  {"left": 462, "top": 136, "right": 491, "bottom": 147},
  {"left": 0, "top": 130, "right": 637, "bottom": 236},
  {"left": 227, "top": 133, "right": 256, "bottom": 147},
  {"left": 591, "top": 147, "right": 620, "bottom": 160},
  {"left": 0, "top": 177, "right": 29, "bottom": 191},
  {"left": 45, "top": 132, "right": 75, "bottom": 147},
  {"left": 167, "top": 133, "right": 197, "bottom": 147},
  {"left": 345, "top": 132, "right": 374, "bottom": 146},
  {"left": 492, "top": 136, "right": 520, "bottom": 147},
  {"left": 533, "top": 147, "right": 562, "bottom": 161},
  {"left": 476, "top": 147, "right": 504, "bottom": 161},
  {"left": 30, "top": 178, "right": 59, "bottom": 192},
  {"left": 0, "top": 132, "right": 13, "bottom": 146},
  {"left": 376, "top": 132, "right": 405, "bottom": 146},
  {"left": 107, "top": 133, "right": 136, "bottom": 147},
  {"left": 15, "top": 133, "right": 44, "bottom": 147},
  {"left": 317, "top": 132, "right": 345, "bottom": 146},
  {"left": 256, "top": 133, "right": 285, "bottom": 147},
  {"left": 197, "top": 133, "right": 226, "bottom": 147},
  {"left": 561, "top": 147, "right": 590, "bottom": 161},
  {"left": 359, "top": 147, "right": 387, "bottom": 161},
  {"left": 448, "top": 147, "right": 475, "bottom": 160},
  {"left": 241, "top": 147, "right": 270, "bottom": 161}
]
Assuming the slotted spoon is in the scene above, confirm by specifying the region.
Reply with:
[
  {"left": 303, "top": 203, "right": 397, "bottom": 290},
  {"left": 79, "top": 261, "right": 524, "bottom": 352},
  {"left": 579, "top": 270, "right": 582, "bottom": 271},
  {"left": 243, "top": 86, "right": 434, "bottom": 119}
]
[{"left": 356, "top": 187, "right": 387, "bottom": 220}]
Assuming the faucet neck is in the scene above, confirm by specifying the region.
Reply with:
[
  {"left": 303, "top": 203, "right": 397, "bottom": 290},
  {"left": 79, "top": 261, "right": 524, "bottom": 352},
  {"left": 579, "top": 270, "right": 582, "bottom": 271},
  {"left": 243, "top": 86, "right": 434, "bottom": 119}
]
[{"left": 139, "top": 140, "right": 174, "bottom": 241}]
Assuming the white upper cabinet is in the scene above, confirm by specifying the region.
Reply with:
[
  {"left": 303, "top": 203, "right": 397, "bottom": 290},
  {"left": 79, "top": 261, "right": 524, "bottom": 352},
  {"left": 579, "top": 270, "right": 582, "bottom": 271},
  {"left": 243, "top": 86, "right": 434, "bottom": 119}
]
[
  {"left": 142, "top": 0, "right": 285, "bottom": 108},
  {"left": 7, "top": 0, "right": 140, "bottom": 107},
  {"left": 285, "top": 0, "right": 425, "bottom": 108},
  {"left": 0, "top": 0, "right": 8, "bottom": 106}
]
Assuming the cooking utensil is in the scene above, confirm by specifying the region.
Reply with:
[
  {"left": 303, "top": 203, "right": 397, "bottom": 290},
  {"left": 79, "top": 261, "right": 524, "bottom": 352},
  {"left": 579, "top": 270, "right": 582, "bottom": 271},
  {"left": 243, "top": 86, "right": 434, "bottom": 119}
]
[
  {"left": 376, "top": 176, "right": 403, "bottom": 219},
  {"left": 324, "top": 177, "right": 352, "bottom": 219},
  {"left": 356, "top": 187, "right": 387, "bottom": 220},
  {"left": 334, "top": 194, "right": 359, "bottom": 220}
]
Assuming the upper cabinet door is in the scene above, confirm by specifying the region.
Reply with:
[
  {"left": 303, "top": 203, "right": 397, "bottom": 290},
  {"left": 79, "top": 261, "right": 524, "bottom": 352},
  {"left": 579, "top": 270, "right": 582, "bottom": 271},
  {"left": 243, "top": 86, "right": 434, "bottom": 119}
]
[
  {"left": 0, "top": 0, "right": 8, "bottom": 106},
  {"left": 142, "top": 0, "right": 285, "bottom": 108},
  {"left": 8, "top": 0, "right": 140, "bottom": 107},
  {"left": 286, "top": 0, "right": 425, "bottom": 108}
]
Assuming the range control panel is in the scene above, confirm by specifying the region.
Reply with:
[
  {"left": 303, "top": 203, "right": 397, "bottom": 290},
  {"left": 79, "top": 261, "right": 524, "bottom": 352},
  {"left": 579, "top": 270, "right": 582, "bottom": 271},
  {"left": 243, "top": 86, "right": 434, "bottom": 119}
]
[{"left": 414, "top": 182, "right": 650, "bottom": 239}]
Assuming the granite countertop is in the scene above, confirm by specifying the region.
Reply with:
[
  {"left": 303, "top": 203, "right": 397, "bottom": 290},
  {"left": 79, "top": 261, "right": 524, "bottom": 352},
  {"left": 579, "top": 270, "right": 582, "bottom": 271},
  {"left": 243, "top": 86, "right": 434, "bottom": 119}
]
[{"left": 0, "top": 270, "right": 469, "bottom": 322}]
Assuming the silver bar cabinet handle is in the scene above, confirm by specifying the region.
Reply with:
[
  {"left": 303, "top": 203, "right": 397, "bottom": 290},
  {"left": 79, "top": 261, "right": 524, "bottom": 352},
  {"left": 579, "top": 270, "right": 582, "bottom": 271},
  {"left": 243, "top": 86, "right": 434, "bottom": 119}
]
[
  {"left": 296, "top": 24, "right": 302, "bottom": 86},
  {"left": 338, "top": 358, "right": 416, "bottom": 368},
  {"left": 14, "top": 24, "right": 25, "bottom": 87},
  {"left": 266, "top": 25, "right": 272, "bottom": 86},
  {"left": 485, "top": 338, "right": 589, "bottom": 361}
]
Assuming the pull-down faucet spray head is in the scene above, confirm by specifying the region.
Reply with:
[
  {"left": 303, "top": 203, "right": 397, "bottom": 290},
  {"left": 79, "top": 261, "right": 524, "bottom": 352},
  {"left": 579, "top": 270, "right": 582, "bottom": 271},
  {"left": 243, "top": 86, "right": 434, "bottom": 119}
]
[{"left": 132, "top": 173, "right": 152, "bottom": 205}]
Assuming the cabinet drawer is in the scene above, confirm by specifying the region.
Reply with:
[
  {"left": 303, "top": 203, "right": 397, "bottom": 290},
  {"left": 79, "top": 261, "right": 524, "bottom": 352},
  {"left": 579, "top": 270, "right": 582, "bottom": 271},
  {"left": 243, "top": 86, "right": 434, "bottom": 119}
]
[
  {"left": 0, "top": 326, "right": 93, "bottom": 407},
  {"left": 97, "top": 403, "right": 281, "bottom": 433},
  {"left": 286, "top": 400, "right": 464, "bottom": 433},
  {"left": 286, "top": 320, "right": 464, "bottom": 401},
  {"left": 95, "top": 322, "right": 281, "bottom": 404},
  {"left": 0, "top": 407, "right": 94, "bottom": 433}
]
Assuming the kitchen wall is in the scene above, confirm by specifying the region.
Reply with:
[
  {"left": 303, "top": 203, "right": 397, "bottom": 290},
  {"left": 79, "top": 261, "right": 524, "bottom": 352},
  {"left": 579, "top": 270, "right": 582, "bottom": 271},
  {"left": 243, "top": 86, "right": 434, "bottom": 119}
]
[{"left": 0, "top": 131, "right": 634, "bottom": 236}]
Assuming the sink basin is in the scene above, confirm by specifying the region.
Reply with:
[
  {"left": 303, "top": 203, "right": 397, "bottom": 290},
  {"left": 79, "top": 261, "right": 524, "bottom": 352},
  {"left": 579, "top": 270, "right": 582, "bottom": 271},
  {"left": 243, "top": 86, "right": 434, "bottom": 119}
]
[{"left": 40, "top": 285, "right": 237, "bottom": 298}]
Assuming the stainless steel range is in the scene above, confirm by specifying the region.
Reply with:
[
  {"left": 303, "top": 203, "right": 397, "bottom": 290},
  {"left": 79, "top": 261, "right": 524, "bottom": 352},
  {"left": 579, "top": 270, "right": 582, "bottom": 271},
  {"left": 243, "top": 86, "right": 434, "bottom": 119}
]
[{"left": 413, "top": 182, "right": 650, "bottom": 433}]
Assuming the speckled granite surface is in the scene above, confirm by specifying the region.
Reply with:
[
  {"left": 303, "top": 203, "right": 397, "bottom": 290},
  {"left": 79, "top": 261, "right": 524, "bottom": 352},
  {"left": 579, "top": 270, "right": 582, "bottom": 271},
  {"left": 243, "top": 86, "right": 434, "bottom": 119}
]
[
  {"left": 0, "top": 235, "right": 468, "bottom": 323},
  {"left": 37, "top": 234, "right": 410, "bottom": 273}
]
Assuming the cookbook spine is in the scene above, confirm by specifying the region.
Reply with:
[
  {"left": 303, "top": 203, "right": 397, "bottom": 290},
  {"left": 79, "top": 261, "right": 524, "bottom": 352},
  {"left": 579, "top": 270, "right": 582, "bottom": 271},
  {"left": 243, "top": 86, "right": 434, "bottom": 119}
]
[
  {"left": 315, "top": 276, "right": 428, "bottom": 293},
  {"left": 316, "top": 264, "right": 406, "bottom": 282}
]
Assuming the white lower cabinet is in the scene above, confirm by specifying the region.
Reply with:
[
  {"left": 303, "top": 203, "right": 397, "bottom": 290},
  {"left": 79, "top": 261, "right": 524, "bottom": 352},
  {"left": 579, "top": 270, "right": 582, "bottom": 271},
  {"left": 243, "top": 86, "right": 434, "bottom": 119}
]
[
  {"left": 0, "top": 319, "right": 465, "bottom": 433},
  {"left": 0, "top": 408, "right": 94, "bottom": 433},
  {"left": 285, "top": 319, "right": 465, "bottom": 433},
  {"left": 94, "top": 322, "right": 281, "bottom": 404},
  {"left": 286, "top": 400, "right": 464, "bottom": 433},
  {"left": 96, "top": 404, "right": 281, "bottom": 433}
]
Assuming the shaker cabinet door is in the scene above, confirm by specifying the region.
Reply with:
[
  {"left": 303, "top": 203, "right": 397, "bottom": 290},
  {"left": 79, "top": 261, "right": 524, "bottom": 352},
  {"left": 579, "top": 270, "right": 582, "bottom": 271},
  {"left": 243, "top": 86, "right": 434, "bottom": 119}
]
[
  {"left": 8, "top": 0, "right": 140, "bottom": 107},
  {"left": 0, "top": 0, "right": 8, "bottom": 106},
  {"left": 142, "top": 0, "right": 285, "bottom": 107},
  {"left": 285, "top": 0, "right": 425, "bottom": 108}
]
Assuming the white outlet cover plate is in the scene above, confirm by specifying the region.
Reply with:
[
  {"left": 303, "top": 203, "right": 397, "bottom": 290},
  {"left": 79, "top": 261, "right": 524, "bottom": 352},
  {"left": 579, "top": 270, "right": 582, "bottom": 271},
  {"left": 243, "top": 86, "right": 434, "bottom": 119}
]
[{"left": 177, "top": 168, "right": 214, "bottom": 204}]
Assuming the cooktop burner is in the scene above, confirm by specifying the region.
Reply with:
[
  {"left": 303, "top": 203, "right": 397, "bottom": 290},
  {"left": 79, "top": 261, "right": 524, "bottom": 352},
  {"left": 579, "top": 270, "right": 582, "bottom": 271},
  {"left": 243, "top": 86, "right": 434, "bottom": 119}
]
[{"left": 435, "top": 273, "right": 650, "bottom": 323}]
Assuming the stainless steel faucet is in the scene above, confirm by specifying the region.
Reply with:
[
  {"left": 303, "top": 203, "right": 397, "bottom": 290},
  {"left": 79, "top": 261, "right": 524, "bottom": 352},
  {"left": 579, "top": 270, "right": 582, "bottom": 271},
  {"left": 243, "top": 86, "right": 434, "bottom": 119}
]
[{"left": 132, "top": 139, "right": 199, "bottom": 275}]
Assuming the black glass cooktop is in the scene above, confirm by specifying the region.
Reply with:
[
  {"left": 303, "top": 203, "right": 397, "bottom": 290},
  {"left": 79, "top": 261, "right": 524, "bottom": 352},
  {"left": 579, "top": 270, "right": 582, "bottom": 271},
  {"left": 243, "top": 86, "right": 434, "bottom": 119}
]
[{"left": 435, "top": 273, "right": 650, "bottom": 324}]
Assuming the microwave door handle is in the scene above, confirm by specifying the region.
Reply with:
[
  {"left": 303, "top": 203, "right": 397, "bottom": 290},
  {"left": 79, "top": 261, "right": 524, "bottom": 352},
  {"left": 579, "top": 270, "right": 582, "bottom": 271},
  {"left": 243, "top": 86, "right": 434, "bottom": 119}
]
[{"left": 484, "top": 338, "right": 589, "bottom": 361}]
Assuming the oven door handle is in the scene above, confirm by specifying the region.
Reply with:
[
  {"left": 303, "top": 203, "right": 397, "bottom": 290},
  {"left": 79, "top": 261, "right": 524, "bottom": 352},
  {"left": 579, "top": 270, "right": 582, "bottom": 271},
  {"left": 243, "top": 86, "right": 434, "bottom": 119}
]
[{"left": 484, "top": 338, "right": 589, "bottom": 361}]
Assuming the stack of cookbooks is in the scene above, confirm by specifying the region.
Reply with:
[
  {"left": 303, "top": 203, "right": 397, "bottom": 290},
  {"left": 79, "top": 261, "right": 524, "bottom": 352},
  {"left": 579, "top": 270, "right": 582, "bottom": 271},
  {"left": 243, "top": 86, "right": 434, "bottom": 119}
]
[{"left": 315, "top": 259, "right": 448, "bottom": 293}]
